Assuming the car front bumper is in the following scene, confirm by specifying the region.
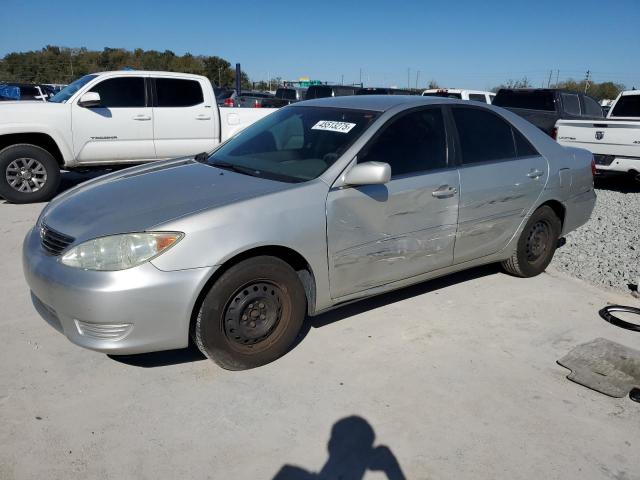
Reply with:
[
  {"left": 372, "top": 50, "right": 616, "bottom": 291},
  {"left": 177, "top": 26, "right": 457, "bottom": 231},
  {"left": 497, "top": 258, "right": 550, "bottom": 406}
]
[{"left": 22, "top": 226, "right": 215, "bottom": 355}]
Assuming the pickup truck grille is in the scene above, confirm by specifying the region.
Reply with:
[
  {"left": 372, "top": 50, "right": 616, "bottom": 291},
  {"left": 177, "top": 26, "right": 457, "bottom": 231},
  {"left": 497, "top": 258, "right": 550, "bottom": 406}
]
[
  {"left": 593, "top": 154, "right": 615, "bottom": 166},
  {"left": 40, "top": 223, "right": 75, "bottom": 256}
]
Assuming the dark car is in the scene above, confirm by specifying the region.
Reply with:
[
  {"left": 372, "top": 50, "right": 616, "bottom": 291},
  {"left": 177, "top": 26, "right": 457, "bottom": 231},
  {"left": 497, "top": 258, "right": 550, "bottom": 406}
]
[
  {"left": 492, "top": 88, "right": 604, "bottom": 137},
  {"left": 214, "top": 88, "right": 236, "bottom": 107},
  {"left": 356, "top": 87, "right": 416, "bottom": 96},
  {"left": 305, "top": 85, "right": 360, "bottom": 99},
  {"left": 261, "top": 87, "right": 307, "bottom": 108}
]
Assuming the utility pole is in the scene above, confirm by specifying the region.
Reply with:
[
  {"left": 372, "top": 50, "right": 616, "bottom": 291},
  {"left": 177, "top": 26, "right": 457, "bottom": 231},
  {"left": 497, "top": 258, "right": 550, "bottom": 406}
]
[
  {"left": 555, "top": 69, "right": 560, "bottom": 87},
  {"left": 218, "top": 67, "right": 221, "bottom": 87},
  {"left": 547, "top": 70, "right": 553, "bottom": 88},
  {"left": 416, "top": 70, "right": 420, "bottom": 90},
  {"left": 341, "top": 74, "right": 344, "bottom": 85},
  {"left": 584, "top": 70, "right": 591, "bottom": 93},
  {"left": 407, "top": 68, "right": 410, "bottom": 89},
  {"left": 359, "top": 68, "right": 362, "bottom": 86}
]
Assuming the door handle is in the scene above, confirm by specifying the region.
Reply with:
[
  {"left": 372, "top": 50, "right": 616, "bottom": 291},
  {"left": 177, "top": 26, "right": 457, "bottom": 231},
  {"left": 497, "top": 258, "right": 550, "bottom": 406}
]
[
  {"left": 133, "top": 114, "right": 151, "bottom": 121},
  {"left": 527, "top": 169, "right": 544, "bottom": 179},
  {"left": 432, "top": 185, "right": 458, "bottom": 198},
  {"left": 196, "top": 115, "right": 211, "bottom": 120}
]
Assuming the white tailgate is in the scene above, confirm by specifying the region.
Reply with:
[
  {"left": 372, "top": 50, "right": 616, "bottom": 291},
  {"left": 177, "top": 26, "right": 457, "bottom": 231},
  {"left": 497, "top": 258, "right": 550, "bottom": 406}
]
[
  {"left": 557, "top": 120, "right": 640, "bottom": 157},
  {"left": 219, "top": 108, "right": 276, "bottom": 142}
]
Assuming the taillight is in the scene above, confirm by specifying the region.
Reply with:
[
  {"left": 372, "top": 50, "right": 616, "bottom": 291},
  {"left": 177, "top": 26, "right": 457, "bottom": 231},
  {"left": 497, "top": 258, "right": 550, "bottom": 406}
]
[
  {"left": 253, "top": 100, "right": 262, "bottom": 108},
  {"left": 591, "top": 157, "right": 597, "bottom": 177},
  {"left": 223, "top": 98, "right": 235, "bottom": 107},
  {"left": 551, "top": 127, "right": 558, "bottom": 140}
]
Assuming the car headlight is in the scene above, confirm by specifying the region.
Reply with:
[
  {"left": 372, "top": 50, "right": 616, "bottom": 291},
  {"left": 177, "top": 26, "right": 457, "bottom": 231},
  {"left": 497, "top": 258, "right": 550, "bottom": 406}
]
[{"left": 60, "top": 232, "right": 183, "bottom": 271}]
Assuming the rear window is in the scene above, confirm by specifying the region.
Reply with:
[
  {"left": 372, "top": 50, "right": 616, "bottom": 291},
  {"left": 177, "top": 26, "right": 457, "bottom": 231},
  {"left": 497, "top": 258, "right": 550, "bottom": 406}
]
[
  {"left": 493, "top": 90, "right": 556, "bottom": 111},
  {"left": 468, "top": 93, "right": 487, "bottom": 103},
  {"left": 561, "top": 93, "right": 581, "bottom": 116},
  {"left": 306, "top": 86, "right": 333, "bottom": 99},
  {"left": 156, "top": 78, "right": 204, "bottom": 107},
  {"left": 215, "top": 88, "right": 234, "bottom": 100},
  {"left": 276, "top": 88, "right": 297, "bottom": 100},
  {"left": 610, "top": 95, "right": 640, "bottom": 117}
]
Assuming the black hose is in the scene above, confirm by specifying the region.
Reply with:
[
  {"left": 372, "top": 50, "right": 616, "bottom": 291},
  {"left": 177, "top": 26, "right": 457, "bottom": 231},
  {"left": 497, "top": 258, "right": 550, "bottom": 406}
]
[{"left": 599, "top": 305, "right": 640, "bottom": 332}]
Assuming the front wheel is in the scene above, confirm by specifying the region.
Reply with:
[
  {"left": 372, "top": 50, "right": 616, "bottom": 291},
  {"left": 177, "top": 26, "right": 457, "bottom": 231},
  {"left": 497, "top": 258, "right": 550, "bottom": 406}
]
[
  {"left": 501, "top": 205, "right": 561, "bottom": 278},
  {"left": 193, "top": 256, "right": 307, "bottom": 370},
  {"left": 0, "top": 144, "right": 61, "bottom": 203}
]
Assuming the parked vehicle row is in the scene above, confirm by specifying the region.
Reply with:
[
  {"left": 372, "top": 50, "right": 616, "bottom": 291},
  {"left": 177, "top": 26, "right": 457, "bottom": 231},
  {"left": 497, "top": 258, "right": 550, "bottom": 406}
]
[
  {"left": 0, "top": 71, "right": 274, "bottom": 203},
  {"left": 0, "top": 82, "right": 54, "bottom": 101},
  {"left": 23, "top": 95, "right": 596, "bottom": 369},
  {"left": 492, "top": 88, "right": 604, "bottom": 137},
  {"left": 555, "top": 90, "right": 640, "bottom": 178},
  {"left": 422, "top": 88, "right": 495, "bottom": 104}
]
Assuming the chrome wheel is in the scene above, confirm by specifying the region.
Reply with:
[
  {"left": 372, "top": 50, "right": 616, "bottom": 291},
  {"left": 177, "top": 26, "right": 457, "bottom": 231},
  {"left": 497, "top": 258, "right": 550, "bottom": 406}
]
[{"left": 6, "top": 158, "right": 48, "bottom": 193}]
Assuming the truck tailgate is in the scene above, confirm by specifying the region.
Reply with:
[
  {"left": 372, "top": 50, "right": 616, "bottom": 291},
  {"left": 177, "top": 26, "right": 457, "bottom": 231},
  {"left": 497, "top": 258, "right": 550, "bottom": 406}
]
[{"left": 556, "top": 119, "right": 640, "bottom": 158}]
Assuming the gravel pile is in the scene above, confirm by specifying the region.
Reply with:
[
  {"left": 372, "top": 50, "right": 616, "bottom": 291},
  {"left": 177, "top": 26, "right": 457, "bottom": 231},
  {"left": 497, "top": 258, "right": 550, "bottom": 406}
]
[{"left": 552, "top": 177, "right": 639, "bottom": 295}]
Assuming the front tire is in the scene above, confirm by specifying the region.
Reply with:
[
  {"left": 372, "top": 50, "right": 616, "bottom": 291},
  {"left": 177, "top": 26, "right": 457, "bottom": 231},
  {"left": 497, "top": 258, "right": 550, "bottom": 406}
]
[
  {"left": 501, "top": 205, "right": 561, "bottom": 278},
  {"left": 0, "top": 144, "right": 61, "bottom": 203},
  {"left": 194, "top": 256, "right": 306, "bottom": 370}
]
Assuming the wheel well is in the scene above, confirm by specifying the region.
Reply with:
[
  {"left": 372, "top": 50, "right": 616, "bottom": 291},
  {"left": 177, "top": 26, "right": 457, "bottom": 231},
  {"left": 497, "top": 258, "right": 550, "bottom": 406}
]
[
  {"left": 0, "top": 133, "right": 64, "bottom": 166},
  {"left": 539, "top": 200, "right": 566, "bottom": 228},
  {"left": 189, "top": 246, "right": 317, "bottom": 336}
]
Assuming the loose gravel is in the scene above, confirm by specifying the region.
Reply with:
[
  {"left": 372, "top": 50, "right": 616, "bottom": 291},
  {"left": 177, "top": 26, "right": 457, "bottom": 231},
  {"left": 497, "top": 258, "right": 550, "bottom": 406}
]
[{"left": 552, "top": 177, "right": 640, "bottom": 295}]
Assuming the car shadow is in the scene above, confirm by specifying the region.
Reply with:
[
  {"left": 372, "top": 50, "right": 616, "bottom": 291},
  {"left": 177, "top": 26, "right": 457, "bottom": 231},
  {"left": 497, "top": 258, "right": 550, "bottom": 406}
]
[
  {"left": 57, "top": 169, "right": 117, "bottom": 194},
  {"left": 594, "top": 175, "right": 640, "bottom": 194},
  {"left": 272, "top": 415, "right": 406, "bottom": 480},
  {"left": 111, "top": 264, "right": 500, "bottom": 369}
]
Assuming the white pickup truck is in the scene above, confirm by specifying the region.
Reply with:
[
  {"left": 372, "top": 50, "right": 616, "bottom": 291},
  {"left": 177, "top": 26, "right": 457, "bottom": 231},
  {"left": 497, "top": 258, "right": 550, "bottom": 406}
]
[
  {"left": 555, "top": 90, "right": 640, "bottom": 178},
  {"left": 0, "top": 70, "right": 274, "bottom": 203}
]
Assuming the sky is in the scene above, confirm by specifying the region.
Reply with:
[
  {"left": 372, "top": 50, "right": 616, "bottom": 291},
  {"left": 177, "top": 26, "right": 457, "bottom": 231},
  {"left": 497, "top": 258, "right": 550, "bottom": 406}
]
[{"left": 1, "top": 0, "right": 639, "bottom": 90}]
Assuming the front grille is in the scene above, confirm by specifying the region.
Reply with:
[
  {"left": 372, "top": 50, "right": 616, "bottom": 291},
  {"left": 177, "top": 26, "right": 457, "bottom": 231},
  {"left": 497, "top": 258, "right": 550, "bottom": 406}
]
[
  {"left": 40, "top": 223, "right": 75, "bottom": 256},
  {"left": 593, "top": 154, "right": 615, "bottom": 166}
]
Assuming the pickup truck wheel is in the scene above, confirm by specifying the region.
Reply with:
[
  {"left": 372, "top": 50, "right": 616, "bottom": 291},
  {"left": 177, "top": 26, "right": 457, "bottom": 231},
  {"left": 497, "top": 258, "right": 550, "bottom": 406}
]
[
  {"left": 0, "top": 144, "right": 61, "bottom": 203},
  {"left": 194, "top": 256, "right": 306, "bottom": 370},
  {"left": 501, "top": 206, "right": 561, "bottom": 278}
]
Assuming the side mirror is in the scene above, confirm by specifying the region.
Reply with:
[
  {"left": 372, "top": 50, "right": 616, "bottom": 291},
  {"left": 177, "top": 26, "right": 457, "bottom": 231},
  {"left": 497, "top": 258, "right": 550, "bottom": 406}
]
[
  {"left": 78, "top": 92, "right": 101, "bottom": 108},
  {"left": 343, "top": 161, "right": 391, "bottom": 186}
]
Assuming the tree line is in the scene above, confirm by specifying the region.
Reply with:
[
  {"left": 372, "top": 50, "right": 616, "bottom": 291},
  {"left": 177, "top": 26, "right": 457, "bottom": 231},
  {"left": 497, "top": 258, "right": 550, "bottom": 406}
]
[{"left": 0, "top": 45, "right": 251, "bottom": 88}]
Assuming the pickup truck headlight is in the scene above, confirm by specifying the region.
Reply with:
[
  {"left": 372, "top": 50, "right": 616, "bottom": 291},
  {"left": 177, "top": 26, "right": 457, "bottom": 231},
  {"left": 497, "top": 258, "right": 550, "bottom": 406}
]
[{"left": 60, "top": 232, "right": 183, "bottom": 271}]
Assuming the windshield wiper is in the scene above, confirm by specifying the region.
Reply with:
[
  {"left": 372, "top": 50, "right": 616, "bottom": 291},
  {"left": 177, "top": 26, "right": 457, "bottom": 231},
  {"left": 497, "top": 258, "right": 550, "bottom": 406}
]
[{"left": 209, "top": 160, "right": 263, "bottom": 178}]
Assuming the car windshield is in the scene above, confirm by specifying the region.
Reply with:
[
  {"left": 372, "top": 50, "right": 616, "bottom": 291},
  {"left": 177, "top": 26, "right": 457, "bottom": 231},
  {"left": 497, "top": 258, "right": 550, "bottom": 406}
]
[
  {"left": 48, "top": 74, "right": 97, "bottom": 103},
  {"left": 276, "top": 88, "right": 297, "bottom": 100},
  {"left": 208, "top": 106, "right": 379, "bottom": 183}
]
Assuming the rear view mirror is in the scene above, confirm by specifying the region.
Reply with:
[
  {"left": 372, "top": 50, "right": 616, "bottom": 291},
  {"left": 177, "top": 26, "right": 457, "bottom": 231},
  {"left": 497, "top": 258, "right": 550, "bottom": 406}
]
[
  {"left": 343, "top": 161, "right": 391, "bottom": 186},
  {"left": 78, "top": 92, "right": 101, "bottom": 108}
]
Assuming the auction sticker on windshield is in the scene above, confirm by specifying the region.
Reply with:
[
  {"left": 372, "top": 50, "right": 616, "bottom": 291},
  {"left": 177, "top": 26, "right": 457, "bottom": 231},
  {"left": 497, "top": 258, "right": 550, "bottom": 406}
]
[{"left": 311, "top": 120, "right": 357, "bottom": 133}]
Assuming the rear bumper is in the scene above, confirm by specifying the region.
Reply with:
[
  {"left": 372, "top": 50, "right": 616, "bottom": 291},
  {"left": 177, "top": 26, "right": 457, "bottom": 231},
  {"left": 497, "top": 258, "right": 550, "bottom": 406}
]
[
  {"left": 22, "top": 226, "right": 215, "bottom": 355},
  {"left": 595, "top": 156, "right": 640, "bottom": 173},
  {"left": 562, "top": 187, "right": 597, "bottom": 235}
]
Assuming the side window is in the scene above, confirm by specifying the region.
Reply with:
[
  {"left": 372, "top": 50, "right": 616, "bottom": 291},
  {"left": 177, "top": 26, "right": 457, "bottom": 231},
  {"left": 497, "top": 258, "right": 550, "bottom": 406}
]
[
  {"left": 583, "top": 96, "right": 604, "bottom": 117},
  {"left": 468, "top": 93, "right": 487, "bottom": 103},
  {"left": 513, "top": 129, "right": 539, "bottom": 157},
  {"left": 452, "top": 107, "right": 516, "bottom": 164},
  {"left": 156, "top": 78, "right": 204, "bottom": 107},
  {"left": 89, "top": 77, "right": 145, "bottom": 108},
  {"left": 561, "top": 93, "right": 581, "bottom": 115},
  {"left": 359, "top": 108, "right": 447, "bottom": 176}
]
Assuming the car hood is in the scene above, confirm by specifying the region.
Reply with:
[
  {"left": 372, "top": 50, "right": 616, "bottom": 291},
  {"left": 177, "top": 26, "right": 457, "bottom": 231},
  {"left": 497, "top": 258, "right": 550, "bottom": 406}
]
[{"left": 41, "top": 159, "right": 294, "bottom": 241}]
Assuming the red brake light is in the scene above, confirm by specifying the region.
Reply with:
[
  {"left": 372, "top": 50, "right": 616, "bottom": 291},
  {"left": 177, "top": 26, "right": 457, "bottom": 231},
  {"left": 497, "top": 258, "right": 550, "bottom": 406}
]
[
  {"left": 223, "top": 98, "right": 235, "bottom": 107},
  {"left": 591, "top": 157, "right": 597, "bottom": 177},
  {"left": 551, "top": 127, "right": 558, "bottom": 140},
  {"left": 253, "top": 100, "right": 262, "bottom": 108}
]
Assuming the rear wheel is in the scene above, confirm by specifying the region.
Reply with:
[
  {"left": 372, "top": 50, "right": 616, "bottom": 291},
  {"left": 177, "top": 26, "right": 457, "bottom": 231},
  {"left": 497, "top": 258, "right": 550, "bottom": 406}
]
[
  {"left": 193, "top": 256, "right": 306, "bottom": 370},
  {"left": 0, "top": 144, "right": 61, "bottom": 203},
  {"left": 501, "top": 205, "right": 561, "bottom": 278}
]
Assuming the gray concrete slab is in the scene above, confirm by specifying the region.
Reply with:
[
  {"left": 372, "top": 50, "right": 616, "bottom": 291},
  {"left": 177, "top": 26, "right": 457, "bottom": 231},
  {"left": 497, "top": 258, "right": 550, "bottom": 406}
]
[{"left": 1, "top": 199, "right": 639, "bottom": 480}]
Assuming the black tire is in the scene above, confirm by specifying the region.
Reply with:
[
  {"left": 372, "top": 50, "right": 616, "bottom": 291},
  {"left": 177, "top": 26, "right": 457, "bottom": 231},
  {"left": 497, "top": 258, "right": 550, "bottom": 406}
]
[
  {"left": 501, "top": 205, "right": 561, "bottom": 278},
  {"left": 194, "top": 256, "right": 306, "bottom": 370},
  {"left": 0, "top": 144, "right": 61, "bottom": 204}
]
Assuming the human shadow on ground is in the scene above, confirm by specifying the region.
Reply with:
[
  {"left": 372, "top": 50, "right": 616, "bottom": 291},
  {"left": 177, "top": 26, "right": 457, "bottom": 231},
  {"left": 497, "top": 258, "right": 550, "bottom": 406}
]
[{"left": 272, "top": 415, "right": 406, "bottom": 480}]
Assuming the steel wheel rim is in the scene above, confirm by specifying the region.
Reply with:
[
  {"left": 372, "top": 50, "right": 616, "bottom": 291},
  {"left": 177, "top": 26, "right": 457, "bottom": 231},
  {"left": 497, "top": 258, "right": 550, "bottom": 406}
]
[
  {"left": 525, "top": 220, "right": 550, "bottom": 262},
  {"left": 6, "top": 157, "right": 47, "bottom": 193},
  {"left": 223, "top": 281, "right": 284, "bottom": 347}
]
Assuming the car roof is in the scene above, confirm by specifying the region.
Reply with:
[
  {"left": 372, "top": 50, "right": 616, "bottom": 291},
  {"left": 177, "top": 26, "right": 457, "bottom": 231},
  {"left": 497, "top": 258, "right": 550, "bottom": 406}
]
[
  {"left": 296, "top": 95, "right": 465, "bottom": 112},
  {"left": 94, "top": 70, "right": 207, "bottom": 80}
]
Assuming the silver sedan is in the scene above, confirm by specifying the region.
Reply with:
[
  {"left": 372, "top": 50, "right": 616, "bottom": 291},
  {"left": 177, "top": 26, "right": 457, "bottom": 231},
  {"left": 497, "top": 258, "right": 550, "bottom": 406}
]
[{"left": 23, "top": 96, "right": 596, "bottom": 369}]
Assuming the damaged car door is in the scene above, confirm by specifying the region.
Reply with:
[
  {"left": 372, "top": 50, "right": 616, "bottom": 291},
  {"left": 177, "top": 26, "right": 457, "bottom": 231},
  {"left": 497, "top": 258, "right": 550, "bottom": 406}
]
[{"left": 326, "top": 107, "right": 459, "bottom": 298}]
